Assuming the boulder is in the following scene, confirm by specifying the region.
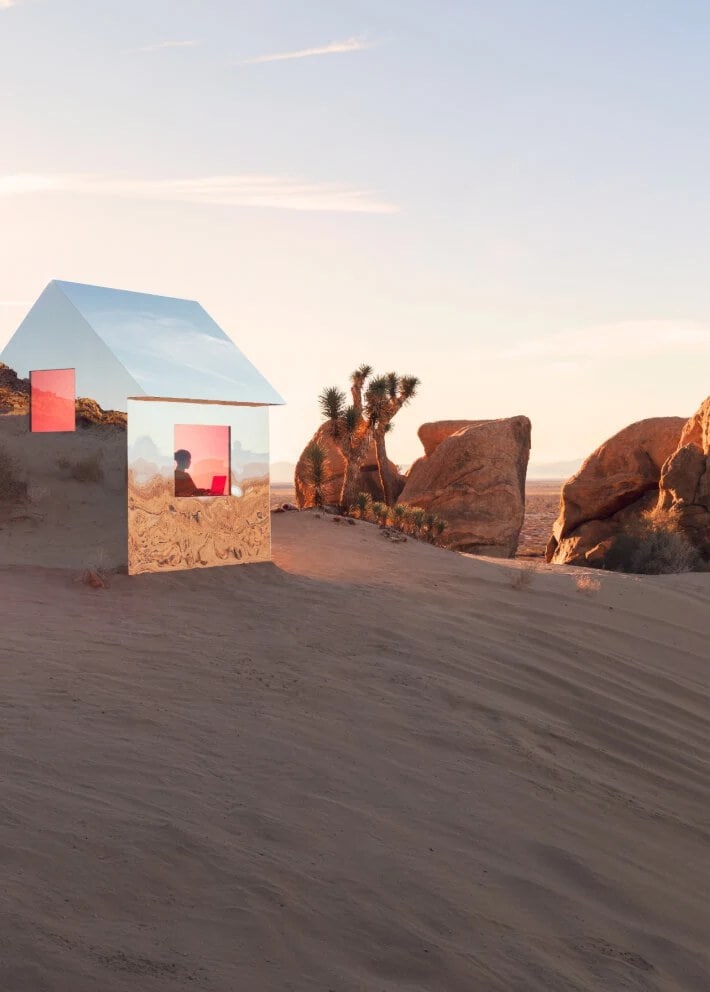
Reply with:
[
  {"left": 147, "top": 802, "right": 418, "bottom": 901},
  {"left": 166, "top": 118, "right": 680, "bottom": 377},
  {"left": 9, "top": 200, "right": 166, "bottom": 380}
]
[
  {"left": 418, "top": 420, "right": 481, "bottom": 457},
  {"left": 295, "top": 424, "right": 403, "bottom": 509},
  {"left": 548, "top": 400, "right": 710, "bottom": 569},
  {"left": 546, "top": 417, "right": 685, "bottom": 561},
  {"left": 398, "top": 416, "right": 531, "bottom": 556}
]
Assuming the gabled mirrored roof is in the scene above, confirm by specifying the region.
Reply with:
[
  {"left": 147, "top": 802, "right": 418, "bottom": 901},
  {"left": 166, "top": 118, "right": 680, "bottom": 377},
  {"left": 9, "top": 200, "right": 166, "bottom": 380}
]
[{"left": 54, "top": 280, "right": 284, "bottom": 405}]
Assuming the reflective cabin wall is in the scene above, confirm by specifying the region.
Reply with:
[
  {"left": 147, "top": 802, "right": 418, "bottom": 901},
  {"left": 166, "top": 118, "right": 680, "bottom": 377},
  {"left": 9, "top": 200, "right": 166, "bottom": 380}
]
[{"left": 127, "top": 400, "right": 270, "bottom": 574}]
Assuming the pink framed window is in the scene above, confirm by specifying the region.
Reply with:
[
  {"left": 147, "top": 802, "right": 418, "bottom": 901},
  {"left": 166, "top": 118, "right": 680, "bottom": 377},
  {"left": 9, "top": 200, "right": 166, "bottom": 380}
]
[
  {"left": 30, "top": 368, "right": 76, "bottom": 433},
  {"left": 174, "top": 424, "right": 231, "bottom": 498}
]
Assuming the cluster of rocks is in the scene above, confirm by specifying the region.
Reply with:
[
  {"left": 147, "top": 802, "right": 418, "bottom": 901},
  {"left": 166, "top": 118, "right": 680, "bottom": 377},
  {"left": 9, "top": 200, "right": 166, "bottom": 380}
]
[
  {"left": 546, "top": 395, "right": 710, "bottom": 567},
  {"left": 296, "top": 416, "right": 532, "bottom": 558}
]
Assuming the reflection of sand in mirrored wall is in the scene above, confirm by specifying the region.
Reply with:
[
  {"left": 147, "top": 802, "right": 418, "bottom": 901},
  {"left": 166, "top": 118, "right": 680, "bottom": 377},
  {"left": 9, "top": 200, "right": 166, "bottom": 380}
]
[
  {"left": 0, "top": 280, "right": 283, "bottom": 575},
  {"left": 128, "top": 401, "right": 270, "bottom": 574}
]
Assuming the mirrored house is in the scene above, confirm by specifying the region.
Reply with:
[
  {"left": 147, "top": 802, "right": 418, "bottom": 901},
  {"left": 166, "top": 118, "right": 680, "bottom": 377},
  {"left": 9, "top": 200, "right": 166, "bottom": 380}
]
[{"left": 1, "top": 280, "right": 284, "bottom": 574}]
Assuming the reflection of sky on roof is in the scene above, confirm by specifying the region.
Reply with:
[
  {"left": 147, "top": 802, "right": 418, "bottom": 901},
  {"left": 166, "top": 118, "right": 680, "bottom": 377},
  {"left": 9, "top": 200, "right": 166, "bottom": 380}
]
[{"left": 56, "top": 281, "right": 283, "bottom": 404}]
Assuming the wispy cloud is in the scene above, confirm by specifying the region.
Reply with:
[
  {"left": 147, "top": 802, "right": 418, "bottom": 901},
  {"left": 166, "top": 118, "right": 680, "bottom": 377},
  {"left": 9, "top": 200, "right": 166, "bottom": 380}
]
[
  {"left": 0, "top": 172, "right": 398, "bottom": 214},
  {"left": 136, "top": 40, "right": 199, "bottom": 53},
  {"left": 239, "top": 37, "right": 371, "bottom": 65},
  {"left": 498, "top": 320, "right": 710, "bottom": 364}
]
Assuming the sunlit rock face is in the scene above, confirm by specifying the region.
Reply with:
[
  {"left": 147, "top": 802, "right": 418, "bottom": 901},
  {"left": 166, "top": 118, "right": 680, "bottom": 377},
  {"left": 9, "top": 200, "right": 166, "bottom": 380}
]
[
  {"left": 547, "top": 400, "right": 710, "bottom": 569},
  {"left": 398, "top": 417, "right": 531, "bottom": 557}
]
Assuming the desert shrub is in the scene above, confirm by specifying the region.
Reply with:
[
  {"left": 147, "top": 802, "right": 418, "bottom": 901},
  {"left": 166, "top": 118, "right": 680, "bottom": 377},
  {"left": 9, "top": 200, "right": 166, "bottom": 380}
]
[
  {"left": 371, "top": 501, "right": 389, "bottom": 527},
  {"left": 434, "top": 517, "right": 448, "bottom": 544},
  {"left": 351, "top": 491, "right": 372, "bottom": 520},
  {"left": 0, "top": 445, "right": 28, "bottom": 504},
  {"left": 511, "top": 563, "right": 535, "bottom": 590},
  {"left": 576, "top": 574, "right": 601, "bottom": 595},
  {"left": 605, "top": 508, "right": 701, "bottom": 575},
  {"left": 57, "top": 451, "right": 105, "bottom": 483},
  {"left": 303, "top": 441, "right": 328, "bottom": 508},
  {"left": 411, "top": 507, "right": 426, "bottom": 536},
  {"left": 390, "top": 503, "right": 406, "bottom": 529}
]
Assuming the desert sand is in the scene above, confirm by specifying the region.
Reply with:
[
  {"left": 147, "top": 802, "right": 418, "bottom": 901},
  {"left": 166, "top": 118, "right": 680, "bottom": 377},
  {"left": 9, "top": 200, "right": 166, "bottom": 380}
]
[{"left": 1, "top": 510, "right": 708, "bottom": 991}]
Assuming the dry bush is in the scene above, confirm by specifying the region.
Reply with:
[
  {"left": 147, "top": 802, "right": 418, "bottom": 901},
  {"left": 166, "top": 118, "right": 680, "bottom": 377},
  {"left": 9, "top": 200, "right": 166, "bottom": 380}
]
[
  {"left": 605, "top": 507, "right": 701, "bottom": 575},
  {"left": 0, "top": 445, "right": 28, "bottom": 505},
  {"left": 57, "top": 451, "right": 104, "bottom": 483},
  {"left": 576, "top": 574, "right": 601, "bottom": 595},
  {"left": 510, "top": 563, "right": 535, "bottom": 590}
]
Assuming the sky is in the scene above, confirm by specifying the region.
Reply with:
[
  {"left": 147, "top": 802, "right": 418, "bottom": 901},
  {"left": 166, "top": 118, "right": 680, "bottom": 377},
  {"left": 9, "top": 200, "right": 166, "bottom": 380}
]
[{"left": 2, "top": 0, "right": 710, "bottom": 475}]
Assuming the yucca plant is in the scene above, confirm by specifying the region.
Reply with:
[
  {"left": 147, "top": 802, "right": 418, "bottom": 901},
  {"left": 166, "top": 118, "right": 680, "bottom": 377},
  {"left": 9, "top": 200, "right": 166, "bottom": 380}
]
[
  {"left": 318, "top": 386, "right": 345, "bottom": 435},
  {"left": 390, "top": 503, "right": 406, "bottom": 530},
  {"left": 304, "top": 441, "right": 328, "bottom": 508},
  {"left": 371, "top": 501, "right": 388, "bottom": 527},
  {"left": 411, "top": 507, "right": 426, "bottom": 537},
  {"left": 434, "top": 517, "right": 448, "bottom": 544},
  {"left": 352, "top": 491, "right": 372, "bottom": 520},
  {"left": 424, "top": 512, "right": 436, "bottom": 542},
  {"left": 399, "top": 504, "right": 415, "bottom": 534}
]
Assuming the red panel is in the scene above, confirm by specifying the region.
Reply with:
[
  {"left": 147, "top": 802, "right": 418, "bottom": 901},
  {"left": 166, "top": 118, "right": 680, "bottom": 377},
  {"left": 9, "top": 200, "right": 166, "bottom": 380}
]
[
  {"left": 174, "top": 424, "right": 230, "bottom": 496},
  {"left": 30, "top": 369, "right": 75, "bottom": 432}
]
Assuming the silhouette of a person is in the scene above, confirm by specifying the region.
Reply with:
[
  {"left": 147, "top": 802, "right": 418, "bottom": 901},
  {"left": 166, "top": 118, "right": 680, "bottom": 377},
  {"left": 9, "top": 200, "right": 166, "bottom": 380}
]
[{"left": 174, "top": 449, "right": 208, "bottom": 496}]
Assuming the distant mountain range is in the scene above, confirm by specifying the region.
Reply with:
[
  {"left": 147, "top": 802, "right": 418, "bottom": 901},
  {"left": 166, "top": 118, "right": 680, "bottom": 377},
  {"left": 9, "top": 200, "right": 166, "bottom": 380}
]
[
  {"left": 270, "top": 461, "right": 297, "bottom": 484},
  {"left": 269, "top": 459, "right": 583, "bottom": 484},
  {"left": 527, "top": 459, "right": 582, "bottom": 479}
]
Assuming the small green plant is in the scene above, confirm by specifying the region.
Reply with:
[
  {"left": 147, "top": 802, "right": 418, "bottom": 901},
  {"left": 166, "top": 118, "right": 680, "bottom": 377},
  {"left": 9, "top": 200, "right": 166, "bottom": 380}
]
[
  {"left": 411, "top": 507, "right": 426, "bottom": 537},
  {"left": 303, "top": 441, "right": 328, "bottom": 508},
  {"left": 352, "top": 491, "right": 372, "bottom": 520},
  {"left": 390, "top": 503, "right": 406, "bottom": 529},
  {"left": 371, "top": 501, "right": 389, "bottom": 527},
  {"left": 434, "top": 517, "right": 448, "bottom": 543}
]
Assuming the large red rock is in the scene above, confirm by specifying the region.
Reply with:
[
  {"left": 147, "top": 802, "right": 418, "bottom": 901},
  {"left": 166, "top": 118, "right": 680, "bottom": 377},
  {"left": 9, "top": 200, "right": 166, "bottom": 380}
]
[
  {"left": 295, "top": 424, "right": 402, "bottom": 508},
  {"left": 548, "top": 401, "right": 710, "bottom": 569},
  {"left": 398, "top": 417, "right": 531, "bottom": 556},
  {"left": 546, "top": 417, "right": 685, "bottom": 561}
]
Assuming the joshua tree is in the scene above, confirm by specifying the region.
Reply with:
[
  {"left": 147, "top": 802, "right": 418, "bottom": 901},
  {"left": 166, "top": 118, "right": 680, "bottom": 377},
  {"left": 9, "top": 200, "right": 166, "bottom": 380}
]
[
  {"left": 318, "top": 365, "right": 420, "bottom": 511},
  {"left": 303, "top": 441, "right": 328, "bottom": 508},
  {"left": 365, "top": 372, "right": 420, "bottom": 506},
  {"left": 318, "top": 383, "right": 372, "bottom": 511}
]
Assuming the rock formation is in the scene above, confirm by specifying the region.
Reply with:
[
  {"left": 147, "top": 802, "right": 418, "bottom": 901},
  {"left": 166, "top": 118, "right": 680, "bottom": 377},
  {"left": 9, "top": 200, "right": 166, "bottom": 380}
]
[
  {"left": 0, "top": 363, "right": 30, "bottom": 414},
  {"left": 547, "top": 400, "right": 710, "bottom": 568},
  {"left": 294, "top": 423, "right": 403, "bottom": 509},
  {"left": 655, "top": 397, "right": 710, "bottom": 560},
  {"left": 397, "top": 417, "right": 531, "bottom": 556}
]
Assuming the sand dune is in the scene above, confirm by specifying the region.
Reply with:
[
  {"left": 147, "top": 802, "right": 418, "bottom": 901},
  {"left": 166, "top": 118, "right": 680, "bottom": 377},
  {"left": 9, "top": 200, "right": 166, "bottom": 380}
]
[{"left": 1, "top": 512, "right": 708, "bottom": 991}]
